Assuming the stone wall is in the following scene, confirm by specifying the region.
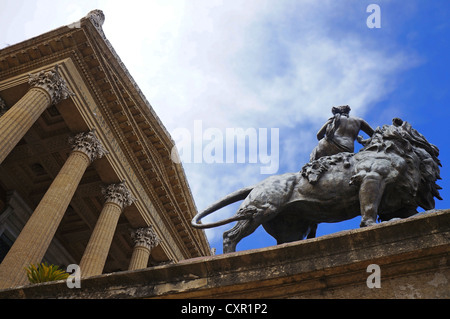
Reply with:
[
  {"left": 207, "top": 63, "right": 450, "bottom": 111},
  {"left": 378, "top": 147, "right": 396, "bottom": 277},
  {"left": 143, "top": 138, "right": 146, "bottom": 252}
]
[{"left": 0, "top": 209, "right": 448, "bottom": 299}]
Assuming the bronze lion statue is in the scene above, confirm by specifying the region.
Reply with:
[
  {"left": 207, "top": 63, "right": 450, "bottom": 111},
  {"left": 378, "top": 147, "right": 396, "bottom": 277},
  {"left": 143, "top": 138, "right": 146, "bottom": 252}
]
[{"left": 191, "top": 119, "right": 442, "bottom": 253}]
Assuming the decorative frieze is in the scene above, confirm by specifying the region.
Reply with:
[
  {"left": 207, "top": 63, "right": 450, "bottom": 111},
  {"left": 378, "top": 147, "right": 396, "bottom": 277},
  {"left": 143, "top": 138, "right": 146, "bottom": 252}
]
[
  {"left": 28, "top": 65, "right": 74, "bottom": 105},
  {"left": 69, "top": 129, "right": 108, "bottom": 163},
  {"left": 131, "top": 226, "right": 160, "bottom": 250},
  {"left": 101, "top": 181, "right": 136, "bottom": 209}
]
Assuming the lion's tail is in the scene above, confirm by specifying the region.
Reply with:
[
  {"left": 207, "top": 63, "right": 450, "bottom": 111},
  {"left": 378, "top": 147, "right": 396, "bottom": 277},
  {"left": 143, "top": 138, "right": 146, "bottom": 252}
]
[{"left": 191, "top": 186, "right": 254, "bottom": 229}]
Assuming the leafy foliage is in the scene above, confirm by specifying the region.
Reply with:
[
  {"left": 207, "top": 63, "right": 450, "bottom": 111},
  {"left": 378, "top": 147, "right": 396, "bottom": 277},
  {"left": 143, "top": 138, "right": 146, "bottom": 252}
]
[{"left": 25, "top": 262, "right": 70, "bottom": 284}]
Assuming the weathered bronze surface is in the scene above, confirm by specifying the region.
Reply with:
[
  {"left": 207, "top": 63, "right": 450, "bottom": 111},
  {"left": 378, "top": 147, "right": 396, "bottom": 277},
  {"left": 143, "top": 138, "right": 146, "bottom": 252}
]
[
  {"left": 192, "top": 118, "right": 442, "bottom": 253},
  {"left": 310, "top": 105, "right": 374, "bottom": 161}
]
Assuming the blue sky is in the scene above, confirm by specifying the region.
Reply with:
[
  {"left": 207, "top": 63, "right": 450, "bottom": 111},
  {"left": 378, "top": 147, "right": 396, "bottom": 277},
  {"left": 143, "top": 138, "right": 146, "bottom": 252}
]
[{"left": 1, "top": 0, "right": 449, "bottom": 254}]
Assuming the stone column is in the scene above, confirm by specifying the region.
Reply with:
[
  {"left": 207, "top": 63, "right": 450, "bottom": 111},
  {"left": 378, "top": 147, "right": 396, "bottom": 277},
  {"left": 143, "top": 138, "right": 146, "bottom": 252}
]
[
  {"left": 79, "top": 182, "right": 136, "bottom": 278},
  {"left": 0, "top": 130, "right": 107, "bottom": 289},
  {"left": 0, "top": 66, "right": 73, "bottom": 164},
  {"left": 128, "top": 226, "right": 160, "bottom": 271}
]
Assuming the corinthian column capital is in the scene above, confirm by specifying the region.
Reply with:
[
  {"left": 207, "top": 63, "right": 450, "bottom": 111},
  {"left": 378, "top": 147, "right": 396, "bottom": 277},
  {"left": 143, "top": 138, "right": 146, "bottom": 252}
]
[
  {"left": 131, "top": 226, "right": 160, "bottom": 250},
  {"left": 69, "top": 129, "right": 108, "bottom": 162},
  {"left": 28, "top": 65, "right": 74, "bottom": 105},
  {"left": 101, "top": 181, "right": 136, "bottom": 209}
]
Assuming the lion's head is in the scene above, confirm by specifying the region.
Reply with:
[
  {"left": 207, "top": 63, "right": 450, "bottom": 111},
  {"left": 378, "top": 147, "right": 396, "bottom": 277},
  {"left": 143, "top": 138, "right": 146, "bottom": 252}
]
[{"left": 362, "top": 118, "right": 442, "bottom": 219}]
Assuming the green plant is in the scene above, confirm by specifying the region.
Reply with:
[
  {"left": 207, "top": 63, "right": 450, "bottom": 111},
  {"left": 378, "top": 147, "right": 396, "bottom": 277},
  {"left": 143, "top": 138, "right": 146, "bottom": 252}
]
[{"left": 25, "top": 262, "right": 70, "bottom": 284}]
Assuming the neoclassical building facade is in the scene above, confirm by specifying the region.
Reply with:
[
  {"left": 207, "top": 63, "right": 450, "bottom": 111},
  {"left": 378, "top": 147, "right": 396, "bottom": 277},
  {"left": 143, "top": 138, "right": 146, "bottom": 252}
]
[{"left": 0, "top": 10, "right": 210, "bottom": 289}]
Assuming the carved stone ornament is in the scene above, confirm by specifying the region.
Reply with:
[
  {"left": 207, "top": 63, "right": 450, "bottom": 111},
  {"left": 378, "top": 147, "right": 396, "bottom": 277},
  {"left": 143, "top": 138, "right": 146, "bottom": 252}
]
[
  {"left": 101, "top": 181, "right": 136, "bottom": 209},
  {"left": 28, "top": 65, "right": 74, "bottom": 105},
  {"left": 131, "top": 226, "right": 160, "bottom": 250},
  {"left": 87, "top": 9, "right": 105, "bottom": 30},
  {"left": 69, "top": 129, "right": 108, "bottom": 162},
  {"left": 0, "top": 96, "right": 7, "bottom": 116}
]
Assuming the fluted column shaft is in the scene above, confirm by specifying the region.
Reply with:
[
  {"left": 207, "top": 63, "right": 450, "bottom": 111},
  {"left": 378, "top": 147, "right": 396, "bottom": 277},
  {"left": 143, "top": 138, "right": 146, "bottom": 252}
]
[
  {"left": 128, "top": 226, "right": 160, "bottom": 271},
  {"left": 0, "top": 66, "right": 72, "bottom": 164},
  {"left": 79, "top": 201, "right": 122, "bottom": 277},
  {"left": 79, "top": 182, "right": 135, "bottom": 278},
  {"left": 128, "top": 246, "right": 151, "bottom": 270},
  {"left": 0, "top": 131, "right": 107, "bottom": 289}
]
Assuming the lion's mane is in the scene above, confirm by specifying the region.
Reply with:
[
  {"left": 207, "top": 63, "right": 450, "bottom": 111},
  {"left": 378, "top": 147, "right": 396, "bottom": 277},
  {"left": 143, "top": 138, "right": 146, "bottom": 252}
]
[{"left": 362, "top": 119, "right": 442, "bottom": 216}]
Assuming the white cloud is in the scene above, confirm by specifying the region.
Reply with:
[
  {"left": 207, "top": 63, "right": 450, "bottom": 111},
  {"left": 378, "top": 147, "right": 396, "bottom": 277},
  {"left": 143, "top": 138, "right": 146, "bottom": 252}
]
[{"left": 92, "top": 1, "right": 418, "bottom": 249}]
